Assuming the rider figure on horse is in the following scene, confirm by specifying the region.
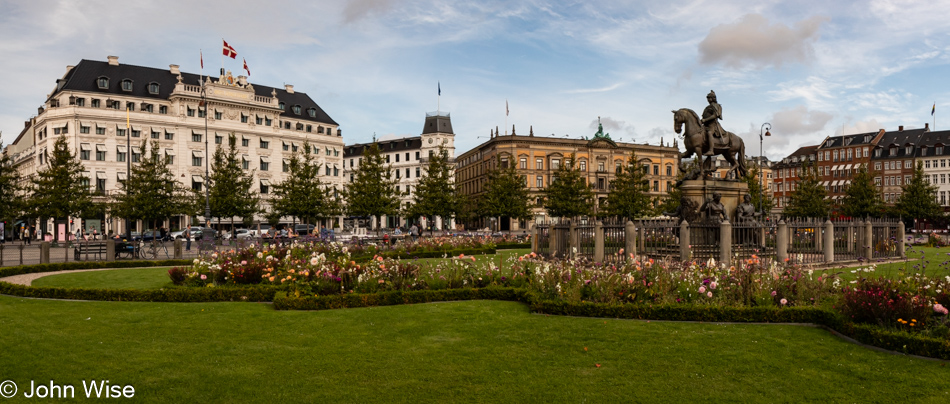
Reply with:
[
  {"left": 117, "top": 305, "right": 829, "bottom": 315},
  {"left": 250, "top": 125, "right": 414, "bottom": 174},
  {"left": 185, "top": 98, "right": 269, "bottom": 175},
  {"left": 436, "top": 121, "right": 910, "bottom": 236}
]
[{"left": 702, "top": 90, "right": 724, "bottom": 156}]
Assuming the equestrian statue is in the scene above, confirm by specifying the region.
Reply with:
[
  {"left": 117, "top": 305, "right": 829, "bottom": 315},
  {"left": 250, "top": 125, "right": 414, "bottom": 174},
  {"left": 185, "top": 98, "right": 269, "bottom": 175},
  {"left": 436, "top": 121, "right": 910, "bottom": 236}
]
[{"left": 672, "top": 90, "right": 747, "bottom": 181}]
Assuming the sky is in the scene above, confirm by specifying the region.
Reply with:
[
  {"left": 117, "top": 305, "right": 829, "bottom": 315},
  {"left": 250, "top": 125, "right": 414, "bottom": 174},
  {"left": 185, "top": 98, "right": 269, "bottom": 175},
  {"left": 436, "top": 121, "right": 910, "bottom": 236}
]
[{"left": 2, "top": 0, "right": 950, "bottom": 161}]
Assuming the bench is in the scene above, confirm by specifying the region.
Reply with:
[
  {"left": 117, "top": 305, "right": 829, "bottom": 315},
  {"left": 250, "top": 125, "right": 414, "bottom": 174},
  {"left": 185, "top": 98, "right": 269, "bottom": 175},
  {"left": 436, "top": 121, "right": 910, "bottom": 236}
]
[{"left": 74, "top": 242, "right": 108, "bottom": 260}]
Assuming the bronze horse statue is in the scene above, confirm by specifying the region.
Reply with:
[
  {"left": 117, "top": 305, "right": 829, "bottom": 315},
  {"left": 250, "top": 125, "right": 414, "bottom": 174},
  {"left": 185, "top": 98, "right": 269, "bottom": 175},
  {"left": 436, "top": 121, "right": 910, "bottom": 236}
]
[{"left": 672, "top": 108, "right": 747, "bottom": 180}]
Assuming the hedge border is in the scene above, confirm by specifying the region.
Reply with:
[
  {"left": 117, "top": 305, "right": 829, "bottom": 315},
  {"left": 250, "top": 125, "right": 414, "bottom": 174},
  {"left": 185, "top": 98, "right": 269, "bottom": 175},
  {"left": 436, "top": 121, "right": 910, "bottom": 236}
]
[
  {"left": 0, "top": 259, "right": 192, "bottom": 278},
  {"left": 0, "top": 281, "right": 283, "bottom": 303},
  {"left": 495, "top": 242, "right": 530, "bottom": 250},
  {"left": 272, "top": 287, "right": 528, "bottom": 310}
]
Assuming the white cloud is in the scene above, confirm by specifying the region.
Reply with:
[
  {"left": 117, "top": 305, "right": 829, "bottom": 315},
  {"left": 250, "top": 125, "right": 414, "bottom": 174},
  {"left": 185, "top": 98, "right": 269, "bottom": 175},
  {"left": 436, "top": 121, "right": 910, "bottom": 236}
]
[{"left": 698, "top": 14, "right": 829, "bottom": 69}]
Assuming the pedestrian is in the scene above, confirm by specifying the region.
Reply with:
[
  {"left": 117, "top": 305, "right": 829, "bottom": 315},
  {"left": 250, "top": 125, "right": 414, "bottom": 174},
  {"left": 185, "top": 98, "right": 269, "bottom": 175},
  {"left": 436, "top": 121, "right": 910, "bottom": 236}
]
[
  {"left": 410, "top": 223, "right": 419, "bottom": 242},
  {"left": 24, "top": 227, "right": 31, "bottom": 245},
  {"left": 184, "top": 228, "right": 192, "bottom": 251},
  {"left": 92, "top": 226, "right": 99, "bottom": 241}
]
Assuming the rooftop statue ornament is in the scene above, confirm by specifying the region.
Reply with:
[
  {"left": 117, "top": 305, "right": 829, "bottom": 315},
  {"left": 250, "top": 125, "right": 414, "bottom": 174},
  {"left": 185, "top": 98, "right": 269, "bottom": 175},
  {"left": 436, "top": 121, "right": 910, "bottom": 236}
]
[
  {"left": 592, "top": 116, "right": 612, "bottom": 141},
  {"left": 672, "top": 90, "right": 748, "bottom": 180}
]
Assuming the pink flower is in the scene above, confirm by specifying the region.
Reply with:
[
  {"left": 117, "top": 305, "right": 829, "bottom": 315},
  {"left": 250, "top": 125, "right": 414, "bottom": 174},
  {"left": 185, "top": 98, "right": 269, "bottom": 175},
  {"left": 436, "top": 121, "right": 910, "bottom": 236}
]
[
  {"left": 698, "top": 286, "right": 706, "bottom": 294},
  {"left": 200, "top": 274, "right": 207, "bottom": 280},
  {"left": 780, "top": 298, "right": 788, "bottom": 306},
  {"left": 771, "top": 290, "right": 777, "bottom": 297},
  {"left": 240, "top": 260, "right": 247, "bottom": 265},
  {"left": 935, "top": 303, "right": 949, "bottom": 315},
  {"left": 710, "top": 282, "right": 717, "bottom": 290}
]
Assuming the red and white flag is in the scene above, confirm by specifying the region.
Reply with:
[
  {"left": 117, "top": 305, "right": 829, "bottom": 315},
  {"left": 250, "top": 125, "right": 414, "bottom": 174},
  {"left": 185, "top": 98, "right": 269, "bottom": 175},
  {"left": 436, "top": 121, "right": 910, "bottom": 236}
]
[
  {"left": 222, "top": 40, "right": 237, "bottom": 59},
  {"left": 243, "top": 58, "right": 250, "bottom": 76}
]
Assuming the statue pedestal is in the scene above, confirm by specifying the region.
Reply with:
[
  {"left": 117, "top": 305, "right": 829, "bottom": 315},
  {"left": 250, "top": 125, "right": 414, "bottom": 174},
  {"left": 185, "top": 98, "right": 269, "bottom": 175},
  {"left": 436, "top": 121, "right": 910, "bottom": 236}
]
[{"left": 680, "top": 179, "right": 748, "bottom": 222}]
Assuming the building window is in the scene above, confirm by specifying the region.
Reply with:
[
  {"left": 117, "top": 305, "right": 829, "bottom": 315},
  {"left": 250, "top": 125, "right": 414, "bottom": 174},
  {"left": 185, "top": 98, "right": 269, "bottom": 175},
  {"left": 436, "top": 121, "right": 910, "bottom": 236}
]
[
  {"left": 283, "top": 161, "right": 289, "bottom": 172},
  {"left": 396, "top": 153, "right": 400, "bottom": 163},
  {"left": 117, "top": 150, "right": 126, "bottom": 162},
  {"left": 598, "top": 162, "right": 605, "bottom": 172},
  {"left": 579, "top": 161, "right": 586, "bottom": 171},
  {"left": 416, "top": 151, "right": 420, "bottom": 160},
  {"left": 95, "top": 126, "right": 105, "bottom": 135},
  {"left": 265, "top": 117, "right": 272, "bottom": 126},
  {"left": 80, "top": 149, "right": 90, "bottom": 160},
  {"left": 653, "top": 181, "right": 659, "bottom": 191},
  {"left": 192, "top": 156, "right": 202, "bottom": 167},
  {"left": 121, "top": 79, "right": 133, "bottom": 92},
  {"left": 214, "top": 110, "right": 222, "bottom": 120},
  {"left": 151, "top": 131, "right": 160, "bottom": 139},
  {"left": 292, "top": 105, "right": 301, "bottom": 115},
  {"left": 75, "top": 98, "right": 85, "bottom": 107},
  {"left": 278, "top": 102, "right": 285, "bottom": 110},
  {"left": 260, "top": 139, "right": 269, "bottom": 149},
  {"left": 91, "top": 99, "right": 100, "bottom": 108},
  {"left": 308, "top": 108, "right": 316, "bottom": 118},
  {"left": 536, "top": 176, "right": 543, "bottom": 188},
  {"left": 520, "top": 158, "right": 527, "bottom": 169},
  {"left": 187, "top": 107, "right": 195, "bottom": 117},
  {"left": 192, "top": 133, "right": 202, "bottom": 142},
  {"left": 653, "top": 165, "right": 659, "bottom": 175},
  {"left": 96, "top": 149, "right": 106, "bottom": 161},
  {"left": 551, "top": 159, "right": 560, "bottom": 170},
  {"left": 192, "top": 180, "right": 202, "bottom": 192},
  {"left": 939, "top": 146, "right": 945, "bottom": 155},
  {"left": 260, "top": 182, "right": 269, "bottom": 194},
  {"left": 416, "top": 167, "right": 420, "bottom": 177},
  {"left": 130, "top": 129, "right": 140, "bottom": 138},
  {"left": 159, "top": 105, "right": 167, "bottom": 114},
  {"left": 242, "top": 138, "right": 249, "bottom": 147},
  {"left": 241, "top": 114, "right": 248, "bottom": 123},
  {"left": 80, "top": 125, "right": 90, "bottom": 134},
  {"left": 131, "top": 150, "right": 140, "bottom": 163},
  {"left": 242, "top": 158, "right": 250, "bottom": 170},
  {"left": 97, "top": 77, "right": 109, "bottom": 89},
  {"left": 165, "top": 154, "right": 174, "bottom": 165},
  {"left": 260, "top": 159, "right": 269, "bottom": 171},
  {"left": 198, "top": 108, "right": 206, "bottom": 118}
]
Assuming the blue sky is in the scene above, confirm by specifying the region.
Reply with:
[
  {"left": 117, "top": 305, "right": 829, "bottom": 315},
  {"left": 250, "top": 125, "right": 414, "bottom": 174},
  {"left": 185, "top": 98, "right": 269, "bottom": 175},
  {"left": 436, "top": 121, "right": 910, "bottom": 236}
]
[{"left": 2, "top": 0, "right": 950, "bottom": 160}]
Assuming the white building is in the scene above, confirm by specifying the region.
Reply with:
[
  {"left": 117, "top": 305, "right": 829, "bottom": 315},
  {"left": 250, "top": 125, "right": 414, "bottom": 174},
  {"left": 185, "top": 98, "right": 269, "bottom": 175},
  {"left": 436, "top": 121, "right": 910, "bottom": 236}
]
[
  {"left": 343, "top": 112, "right": 456, "bottom": 230},
  {"left": 3, "top": 56, "right": 344, "bottom": 238}
]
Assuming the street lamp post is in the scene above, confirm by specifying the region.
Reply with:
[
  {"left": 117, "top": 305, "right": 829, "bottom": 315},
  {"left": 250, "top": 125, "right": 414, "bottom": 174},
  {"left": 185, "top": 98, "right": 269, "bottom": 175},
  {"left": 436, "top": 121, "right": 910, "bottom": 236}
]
[{"left": 759, "top": 123, "right": 772, "bottom": 216}]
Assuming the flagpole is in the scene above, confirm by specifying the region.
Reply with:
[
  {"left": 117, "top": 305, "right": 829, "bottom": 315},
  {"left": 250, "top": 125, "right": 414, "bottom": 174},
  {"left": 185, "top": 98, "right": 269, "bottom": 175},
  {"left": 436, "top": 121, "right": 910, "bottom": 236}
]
[
  {"left": 505, "top": 99, "right": 508, "bottom": 136},
  {"left": 437, "top": 81, "right": 440, "bottom": 115}
]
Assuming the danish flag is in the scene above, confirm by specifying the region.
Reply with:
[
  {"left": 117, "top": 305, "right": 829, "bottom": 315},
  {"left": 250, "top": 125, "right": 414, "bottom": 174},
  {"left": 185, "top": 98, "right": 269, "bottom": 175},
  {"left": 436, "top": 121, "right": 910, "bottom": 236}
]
[
  {"left": 222, "top": 40, "right": 237, "bottom": 59},
  {"left": 243, "top": 58, "right": 250, "bottom": 76}
]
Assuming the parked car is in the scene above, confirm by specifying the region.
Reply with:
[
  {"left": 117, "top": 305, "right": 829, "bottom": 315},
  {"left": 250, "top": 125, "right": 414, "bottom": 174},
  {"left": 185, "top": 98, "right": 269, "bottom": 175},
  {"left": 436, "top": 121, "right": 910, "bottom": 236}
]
[
  {"left": 294, "top": 224, "right": 315, "bottom": 236},
  {"left": 170, "top": 226, "right": 209, "bottom": 240},
  {"left": 232, "top": 229, "right": 254, "bottom": 240}
]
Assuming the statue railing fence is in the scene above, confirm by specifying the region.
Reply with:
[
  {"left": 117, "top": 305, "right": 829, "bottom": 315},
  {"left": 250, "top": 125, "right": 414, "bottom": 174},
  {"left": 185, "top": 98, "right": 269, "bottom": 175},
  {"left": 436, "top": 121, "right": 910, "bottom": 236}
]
[{"left": 533, "top": 217, "right": 905, "bottom": 266}]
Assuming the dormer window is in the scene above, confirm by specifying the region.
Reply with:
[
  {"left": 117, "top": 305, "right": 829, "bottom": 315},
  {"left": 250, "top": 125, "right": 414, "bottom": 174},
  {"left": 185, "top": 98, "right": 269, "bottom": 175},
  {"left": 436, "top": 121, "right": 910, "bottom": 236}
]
[
  {"left": 844, "top": 138, "right": 852, "bottom": 146},
  {"left": 938, "top": 145, "right": 945, "bottom": 155},
  {"left": 97, "top": 77, "right": 109, "bottom": 89},
  {"left": 889, "top": 147, "right": 897, "bottom": 157},
  {"left": 864, "top": 135, "right": 871, "bottom": 143},
  {"left": 307, "top": 108, "right": 316, "bottom": 118},
  {"left": 292, "top": 105, "right": 301, "bottom": 115},
  {"left": 906, "top": 146, "right": 913, "bottom": 155},
  {"left": 875, "top": 149, "right": 882, "bottom": 157},
  {"left": 278, "top": 102, "right": 285, "bottom": 110},
  {"left": 921, "top": 146, "right": 928, "bottom": 156},
  {"left": 121, "top": 79, "right": 133, "bottom": 92},
  {"left": 318, "top": 126, "right": 324, "bottom": 134},
  {"left": 148, "top": 82, "right": 160, "bottom": 95}
]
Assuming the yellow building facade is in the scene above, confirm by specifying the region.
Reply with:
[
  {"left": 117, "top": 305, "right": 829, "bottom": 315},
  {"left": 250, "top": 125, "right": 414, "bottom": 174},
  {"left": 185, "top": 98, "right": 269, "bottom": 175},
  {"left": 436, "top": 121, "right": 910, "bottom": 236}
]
[{"left": 456, "top": 124, "right": 680, "bottom": 231}]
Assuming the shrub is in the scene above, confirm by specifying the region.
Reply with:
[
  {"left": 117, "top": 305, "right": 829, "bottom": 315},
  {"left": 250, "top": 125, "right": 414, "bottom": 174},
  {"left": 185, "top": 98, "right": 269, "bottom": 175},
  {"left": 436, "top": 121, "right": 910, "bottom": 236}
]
[{"left": 838, "top": 277, "right": 932, "bottom": 328}]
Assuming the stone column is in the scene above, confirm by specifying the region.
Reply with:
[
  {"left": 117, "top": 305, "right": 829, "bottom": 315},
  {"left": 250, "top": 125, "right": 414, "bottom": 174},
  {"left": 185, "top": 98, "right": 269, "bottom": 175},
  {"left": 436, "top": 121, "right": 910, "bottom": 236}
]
[
  {"left": 40, "top": 241, "right": 50, "bottom": 264},
  {"left": 680, "top": 220, "right": 691, "bottom": 262},
  {"left": 864, "top": 220, "right": 873, "bottom": 261},
  {"left": 106, "top": 239, "right": 115, "bottom": 262},
  {"left": 897, "top": 221, "right": 906, "bottom": 258},
  {"left": 625, "top": 221, "right": 636, "bottom": 260},
  {"left": 174, "top": 239, "right": 183, "bottom": 259},
  {"left": 824, "top": 220, "right": 835, "bottom": 263},
  {"left": 569, "top": 220, "right": 578, "bottom": 258},
  {"left": 719, "top": 220, "right": 732, "bottom": 267},
  {"left": 594, "top": 221, "right": 604, "bottom": 262},
  {"left": 548, "top": 225, "right": 557, "bottom": 257},
  {"left": 777, "top": 220, "right": 788, "bottom": 262},
  {"left": 637, "top": 226, "right": 646, "bottom": 255}
]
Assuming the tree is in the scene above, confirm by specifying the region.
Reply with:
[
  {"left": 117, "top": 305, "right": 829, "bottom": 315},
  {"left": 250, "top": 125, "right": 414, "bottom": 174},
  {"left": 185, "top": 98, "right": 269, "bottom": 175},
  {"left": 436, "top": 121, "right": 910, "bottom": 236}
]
[
  {"left": 111, "top": 140, "right": 191, "bottom": 230},
  {"left": 344, "top": 141, "right": 401, "bottom": 231},
  {"left": 26, "top": 135, "right": 93, "bottom": 241},
  {"left": 604, "top": 151, "right": 654, "bottom": 219},
  {"left": 479, "top": 157, "right": 533, "bottom": 228},
  {"left": 783, "top": 160, "right": 829, "bottom": 219},
  {"left": 271, "top": 141, "right": 341, "bottom": 226},
  {"left": 895, "top": 161, "right": 943, "bottom": 221},
  {"left": 840, "top": 163, "right": 884, "bottom": 219},
  {"left": 407, "top": 145, "right": 455, "bottom": 232},
  {"left": 741, "top": 166, "right": 774, "bottom": 216},
  {"left": 543, "top": 154, "right": 594, "bottom": 218},
  {"left": 0, "top": 143, "right": 22, "bottom": 226},
  {"left": 207, "top": 134, "right": 259, "bottom": 231}
]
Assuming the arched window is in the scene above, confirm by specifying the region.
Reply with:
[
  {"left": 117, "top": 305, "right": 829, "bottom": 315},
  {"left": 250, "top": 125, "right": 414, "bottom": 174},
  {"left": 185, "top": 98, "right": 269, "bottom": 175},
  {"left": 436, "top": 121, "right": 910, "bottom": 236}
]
[
  {"left": 307, "top": 108, "right": 316, "bottom": 118},
  {"left": 121, "top": 79, "right": 133, "bottom": 92},
  {"left": 278, "top": 102, "right": 285, "bottom": 110},
  {"left": 148, "top": 82, "right": 160, "bottom": 95},
  {"left": 292, "top": 105, "right": 301, "bottom": 115},
  {"left": 97, "top": 77, "right": 109, "bottom": 89}
]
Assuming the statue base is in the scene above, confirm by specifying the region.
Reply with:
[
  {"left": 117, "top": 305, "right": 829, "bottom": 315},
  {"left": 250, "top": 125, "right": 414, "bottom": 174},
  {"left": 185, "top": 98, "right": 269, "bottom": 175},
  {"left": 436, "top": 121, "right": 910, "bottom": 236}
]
[{"left": 680, "top": 179, "right": 749, "bottom": 222}]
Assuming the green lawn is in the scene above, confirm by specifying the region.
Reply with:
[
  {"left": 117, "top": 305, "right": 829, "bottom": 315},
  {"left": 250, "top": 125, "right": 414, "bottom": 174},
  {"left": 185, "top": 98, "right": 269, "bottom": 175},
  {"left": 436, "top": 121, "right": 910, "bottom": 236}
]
[
  {"left": 837, "top": 246, "right": 950, "bottom": 280},
  {"left": 31, "top": 267, "right": 174, "bottom": 289},
  {"left": 1, "top": 296, "right": 948, "bottom": 403}
]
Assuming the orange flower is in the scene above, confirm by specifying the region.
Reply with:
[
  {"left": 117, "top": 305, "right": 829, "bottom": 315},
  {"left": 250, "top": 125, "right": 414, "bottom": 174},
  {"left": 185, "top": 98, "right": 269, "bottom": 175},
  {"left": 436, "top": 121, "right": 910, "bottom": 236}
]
[{"left": 595, "top": 364, "right": 601, "bottom": 368}]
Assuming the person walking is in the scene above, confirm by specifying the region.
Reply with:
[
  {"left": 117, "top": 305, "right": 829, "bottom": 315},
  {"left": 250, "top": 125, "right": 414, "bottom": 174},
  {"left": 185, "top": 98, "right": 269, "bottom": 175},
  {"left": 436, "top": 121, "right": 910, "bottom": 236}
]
[
  {"left": 24, "top": 227, "right": 31, "bottom": 245},
  {"left": 184, "top": 228, "right": 192, "bottom": 251},
  {"left": 410, "top": 223, "right": 419, "bottom": 242}
]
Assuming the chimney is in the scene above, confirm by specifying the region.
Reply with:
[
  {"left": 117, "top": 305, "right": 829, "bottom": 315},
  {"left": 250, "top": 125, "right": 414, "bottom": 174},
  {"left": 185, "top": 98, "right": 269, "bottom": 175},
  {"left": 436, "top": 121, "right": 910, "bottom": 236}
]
[
  {"left": 899, "top": 125, "right": 904, "bottom": 132},
  {"left": 284, "top": 84, "right": 294, "bottom": 94},
  {"left": 169, "top": 64, "right": 180, "bottom": 75},
  {"left": 925, "top": 123, "right": 930, "bottom": 131},
  {"left": 107, "top": 56, "right": 119, "bottom": 66}
]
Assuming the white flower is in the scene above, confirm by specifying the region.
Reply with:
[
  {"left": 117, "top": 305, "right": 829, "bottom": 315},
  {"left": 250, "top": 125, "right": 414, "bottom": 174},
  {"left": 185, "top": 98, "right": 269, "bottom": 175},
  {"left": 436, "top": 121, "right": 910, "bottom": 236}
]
[
  {"left": 193, "top": 259, "right": 199, "bottom": 265},
  {"left": 310, "top": 257, "right": 319, "bottom": 266},
  {"left": 257, "top": 252, "right": 263, "bottom": 259}
]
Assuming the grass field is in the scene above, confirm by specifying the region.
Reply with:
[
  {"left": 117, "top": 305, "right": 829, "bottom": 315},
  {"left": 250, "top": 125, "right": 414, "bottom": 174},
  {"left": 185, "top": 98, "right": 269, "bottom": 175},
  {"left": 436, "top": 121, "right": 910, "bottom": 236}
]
[{"left": 1, "top": 296, "right": 949, "bottom": 403}]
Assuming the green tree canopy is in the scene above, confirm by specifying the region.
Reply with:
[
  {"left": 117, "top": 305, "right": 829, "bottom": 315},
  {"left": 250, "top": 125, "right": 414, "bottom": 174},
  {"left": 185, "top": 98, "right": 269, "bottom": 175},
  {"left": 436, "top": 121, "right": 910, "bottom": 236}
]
[
  {"left": 26, "top": 135, "right": 93, "bottom": 239},
  {"left": 604, "top": 152, "right": 654, "bottom": 219},
  {"left": 840, "top": 163, "right": 885, "bottom": 219},
  {"left": 783, "top": 160, "right": 829, "bottom": 219},
  {"left": 895, "top": 161, "right": 943, "bottom": 221},
  {"left": 110, "top": 140, "right": 191, "bottom": 229},
  {"left": 343, "top": 141, "right": 401, "bottom": 228},
  {"left": 543, "top": 154, "right": 594, "bottom": 218},
  {"left": 407, "top": 145, "right": 456, "bottom": 227},
  {"left": 207, "top": 134, "right": 259, "bottom": 229},
  {"left": 0, "top": 142, "right": 22, "bottom": 224},
  {"left": 271, "top": 142, "right": 341, "bottom": 225},
  {"left": 479, "top": 157, "right": 533, "bottom": 223}
]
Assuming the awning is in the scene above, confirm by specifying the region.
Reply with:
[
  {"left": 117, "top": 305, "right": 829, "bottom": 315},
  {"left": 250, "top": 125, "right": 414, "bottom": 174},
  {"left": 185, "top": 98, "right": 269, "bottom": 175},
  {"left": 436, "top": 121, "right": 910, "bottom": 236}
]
[
  {"left": 80, "top": 143, "right": 91, "bottom": 151},
  {"left": 283, "top": 159, "right": 290, "bottom": 165},
  {"left": 259, "top": 156, "right": 270, "bottom": 163},
  {"left": 165, "top": 148, "right": 175, "bottom": 156},
  {"left": 845, "top": 164, "right": 853, "bottom": 170},
  {"left": 95, "top": 122, "right": 105, "bottom": 128},
  {"left": 117, "top": 172, "right": 127, "bottom": 181},
  {"left": 131, "top": 147, "right": 141, "bottom": 154},
  {"left": 192, "top": 175, "right": 204, "bottom": 183},
  {"left": 242, "top": 135, "right": 249, "bottom": 141},
  {"left": 192, "top": 150, "right": 203, "bottom": 158},
  {"left": 292, "top": 142, "right": 298, "bottom": 148},
  {"left": 131, "top": 125, "right": 141, "bottom": 132},
  {"left": 116, "top": 146, "right": 125, "bottom": 153},
  {"left": 242, "top": 155, "right": 249, "bottom": 162},
  {"left": 260, "top": 179, "right": 270, "bottom": 186},
  {"left": 165, "top": 131, "right": 174, "bottom": 136},
  {"left": 81, "top": 171, "right": 91, "bottom": 178},
  {"left": 96, "top": 172, "right": 106, "bottom": 179},
  {"left": 831, "top": 165, "right": 839, "bottom": 171},
  {"left": 96, "top": 144, "right": 107, "bottom": 152}
]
